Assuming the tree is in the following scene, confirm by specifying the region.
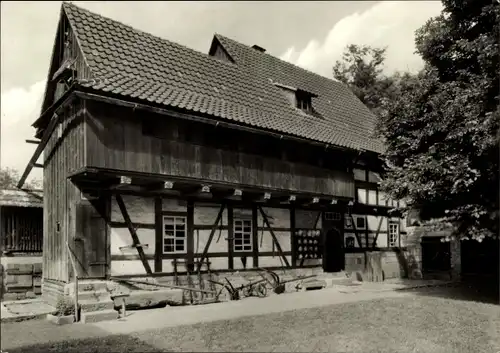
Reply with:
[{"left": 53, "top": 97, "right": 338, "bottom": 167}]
[
  {"left": 0, "top": 167, "right": 42, "bottom": 190},
  {"left": 332, "top": 44, "right": 399, "bottom": 119},
  {"left": 377, "top": 0, "right": 499, "bottom": 240}
]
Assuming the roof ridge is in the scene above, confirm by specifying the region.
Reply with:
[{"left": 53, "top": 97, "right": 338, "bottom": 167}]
[{"left": 214, "top": 34, "right": 343, "bottom": 86}]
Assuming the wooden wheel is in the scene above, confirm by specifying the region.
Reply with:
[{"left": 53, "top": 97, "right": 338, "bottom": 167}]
[{"left": 255, "top": 283, "right": 267, "bottom": 298}]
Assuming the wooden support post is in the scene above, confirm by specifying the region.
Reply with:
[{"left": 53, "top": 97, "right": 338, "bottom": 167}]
[
  {"left": 365, "top": 218, "right": 369, "bottom": 252},
  {"left": 290, "top": 207, "right": 296, "bottom": 266},
  {"left": 197, "top": 204, "right": 225, "bottom": 271},
  {"left": 115, "top": 194, "right": 153, "bottom": 275},
  {"left": 154, "top": 197, "right": 162, "bottom": 272},
  {"left": 258, "top": 206, "right": 291, "bottom": 268},
  {"left": 251, "top": 205, "right": 259, "bottom": 268},
  {"left": 227, "top": 204, "right": 234, "bottom": 270},
  {"left": 187, "top": 201, "right": 194, "bottom": 270}
]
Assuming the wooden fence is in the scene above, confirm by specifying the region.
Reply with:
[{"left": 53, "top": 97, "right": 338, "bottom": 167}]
[{"left": 1, "top": 206, "right": 43, "bottom": 253}]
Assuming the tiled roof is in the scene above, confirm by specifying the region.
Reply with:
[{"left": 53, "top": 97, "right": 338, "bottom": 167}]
[
  {"left": 62, "top": 2, "right": 384, "bottom": 153},
  {"left": 0, "top": 189, "right": 43, "bottom": 208}
]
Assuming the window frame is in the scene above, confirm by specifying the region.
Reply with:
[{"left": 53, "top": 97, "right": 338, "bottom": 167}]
[
  {"left": 354, "top": 215, "right": 366, "bottom": 230},
  {"left": 388, "top": 222, "right": 400, "bottom": 247},
  {"left": 324, "top": 212, "right": 341, "bottom": 221},
  {"left": 162, "top": 215, "right": 187, "bottom": 254},
  {"left": 295, "top": 92, "right": 312, "bottom": 113},
  {"left": 234, "top": 218, "right": 252, "bottom": 252}
]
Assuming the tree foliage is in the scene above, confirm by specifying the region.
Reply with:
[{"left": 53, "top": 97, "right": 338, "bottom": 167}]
[
  {"left": 0, "top": 167, "right": 42, "bottom": 190},
  {"left": 332, "top": 0, "right": 499, "bottom": 240},
  {"left": 377, "top": 0, "right": 499, "bottom": 240},
  {"left": 332, "top": 44, "right": 398, "bottom": 119}
]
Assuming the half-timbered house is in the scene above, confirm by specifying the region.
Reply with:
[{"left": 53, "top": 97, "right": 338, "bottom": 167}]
[{"left": 18, "top": 2, "right": 424, "bottom": 308}]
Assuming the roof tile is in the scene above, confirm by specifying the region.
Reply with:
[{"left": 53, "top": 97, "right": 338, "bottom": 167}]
[{"left": 62, "top": 2, "right": 384, "bottom": 153}]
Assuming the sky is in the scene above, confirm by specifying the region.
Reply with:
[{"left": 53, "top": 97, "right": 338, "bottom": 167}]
[{"left": 0, "top": 1, "right": 442, "bottom": 185}]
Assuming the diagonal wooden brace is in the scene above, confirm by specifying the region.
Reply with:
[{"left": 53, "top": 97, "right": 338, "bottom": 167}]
[
  {"left": 258, "top": 206, "right": 291, "bottom": 268},
  {"left": 372, "top": 216, "right": 384, "bottom": 247},
  {"left": 350, "top": 214, "right": 363, "bottom": 249},
  {"left": 197, "top": 204, "right": 226, "bottom": 272},
  {"left": 115, "top": 194, "right": 153, "bottom": 275}
]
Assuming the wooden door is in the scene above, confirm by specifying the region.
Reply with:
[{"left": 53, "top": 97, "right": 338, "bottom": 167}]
[{"left": 73, "top": 197, "right": 108, "bottom": 278}]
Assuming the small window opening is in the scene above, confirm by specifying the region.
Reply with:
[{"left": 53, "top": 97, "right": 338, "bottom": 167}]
[{"left": 296, "top": 91, "right": 312, "bottom": 113}]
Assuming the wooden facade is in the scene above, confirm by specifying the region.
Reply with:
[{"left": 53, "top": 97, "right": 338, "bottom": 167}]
[{"left": 35, "top": 95, "right": 415, "bottom": 282}]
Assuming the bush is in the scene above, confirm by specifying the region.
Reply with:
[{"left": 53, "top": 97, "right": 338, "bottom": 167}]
[{"left": 55, "top": 295, "right": 76, "bottom": 317}]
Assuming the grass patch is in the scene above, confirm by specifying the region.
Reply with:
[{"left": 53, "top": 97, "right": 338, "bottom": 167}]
[{"left": 2, "top": 294, "right": 499, "bottom": 353}]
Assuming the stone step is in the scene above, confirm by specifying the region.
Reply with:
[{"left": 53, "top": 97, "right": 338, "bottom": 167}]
[
  {"left": 79, "top": 299, "right": 115, "bottom": 313},
  {"left": 80, "top": 309, "right": 118, "bottom": 324},
  {"left": 73, "top": 290, "right": 111, "bottom": 302},
  {"left": 297, "top": 279, "right": 327, "bottom": 291},
  {"left": 65, "top": 281, "right": 108, "bottom": 296}
]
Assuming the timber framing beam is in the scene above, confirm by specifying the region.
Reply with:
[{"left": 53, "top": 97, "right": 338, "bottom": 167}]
[
  {"left": 197, "top": 203, "right": 226, "bottom": 271},
  {"left": 251, "top": 205, "right": 259, "bottom": 268},
  {"left": 290, "top": 207, "right": 297, "bottom": 265},
  {"left": 350, "top": 214, "right": 364, "bottom": 250},
  {"left": 258, "top": 206, "right": 291, "bottom": 268},
  {"left": 154, "top": 197, "right": 163, "bottom": 272},
  {"left": 68, "top": 167, "right": 355, "bottom": 210},
  {"left": 372, "top": 216, "right": 384, "bottom": 247},
  {"left": 115, "top": 193, "right": 153, "bottom": 275},
  {"left": 17, "top": 88, "right": 75, "bottom": 189}
]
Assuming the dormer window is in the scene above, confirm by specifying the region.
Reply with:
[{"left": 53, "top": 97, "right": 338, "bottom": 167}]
[
  {"left": 296, "top": 91, "right": 312, "bottom": 113},
  {"left": 273, "top": 81, "right": 317, "bottom": 115}
]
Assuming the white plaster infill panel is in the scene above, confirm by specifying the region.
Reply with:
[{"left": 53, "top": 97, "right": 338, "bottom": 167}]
[
  {"left": 111, "top": 195, "right": 154, "bottom": 224},
  {"left": 110, "top": 227, "right": 155, "bottom": 255}
]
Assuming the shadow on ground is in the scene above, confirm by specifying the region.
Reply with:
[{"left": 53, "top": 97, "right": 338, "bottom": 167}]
[
  {"left": 401, "top": 277, "right": 500, "bottom": 305},
  {"left": 4, "top": 333, "right": 164, "bottom": 353},
  {"left": 1, "top": 319, "right": 165, "bottom": 353}
]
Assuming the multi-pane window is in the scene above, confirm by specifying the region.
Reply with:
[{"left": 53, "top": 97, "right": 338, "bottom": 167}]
[
  {"left": 163, "top": 216, "right": 186, "bottom": 254},
  {"left": 388, "top": 223, "right": 400, "bottom": 247},
  {"left": 296, "top": 92, "right": 312, "bottom": 113},
  {"left": 324, "top": 212, "right": 341, "bottom": 221},
  {"left": 234, "top": 219, "right": 252, "bottom": 252}
]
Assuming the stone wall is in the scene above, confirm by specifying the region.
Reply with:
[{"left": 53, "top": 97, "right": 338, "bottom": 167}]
[
  {"left": 345, "top": 248, "right": 422, "bottom": 280},
  {"left": 0, "top": 256, "right": 43, "bottom": 301}
]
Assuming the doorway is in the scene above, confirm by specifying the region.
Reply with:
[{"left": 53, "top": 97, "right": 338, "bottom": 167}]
[{"left": 322, "top": 227, "right": 345, "bottom": 272}]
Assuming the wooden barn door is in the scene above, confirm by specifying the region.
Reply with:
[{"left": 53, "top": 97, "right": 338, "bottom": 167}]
[{"left": 73, "top": 197, "right": 108, "bottom": 279}]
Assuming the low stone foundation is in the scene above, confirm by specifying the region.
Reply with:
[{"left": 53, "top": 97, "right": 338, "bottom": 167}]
[
  {"left": 345, "top": 249, "right": 422, "bottom": 280},
  {"left": 0, "top": 256, "right": 43, "bottom": 301},
  {"left": 47, "top": 263, "right": 430, "bottom": 319},
  {"left": 52, "top": 267, "right": 339, "bottom": 318}
]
